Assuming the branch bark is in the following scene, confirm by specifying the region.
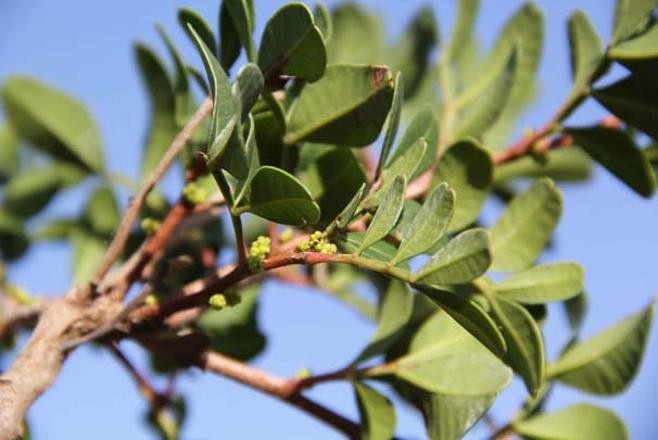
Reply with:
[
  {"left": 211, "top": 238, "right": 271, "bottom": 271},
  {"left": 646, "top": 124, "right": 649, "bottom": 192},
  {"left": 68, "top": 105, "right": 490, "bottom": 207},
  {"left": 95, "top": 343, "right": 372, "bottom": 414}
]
[{"left": 200, "top": 351, "right": 361, "bottom": 439}]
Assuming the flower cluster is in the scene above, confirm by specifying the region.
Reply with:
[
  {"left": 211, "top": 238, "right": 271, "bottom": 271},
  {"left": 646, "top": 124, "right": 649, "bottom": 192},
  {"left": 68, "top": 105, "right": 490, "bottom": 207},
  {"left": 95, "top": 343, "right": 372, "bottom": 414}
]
[
  {"left": 298, "top": 231, "right": 337, "bottom": 254},
  {"left": 247, "top": 236, "right": 271, "bottom": 272}
]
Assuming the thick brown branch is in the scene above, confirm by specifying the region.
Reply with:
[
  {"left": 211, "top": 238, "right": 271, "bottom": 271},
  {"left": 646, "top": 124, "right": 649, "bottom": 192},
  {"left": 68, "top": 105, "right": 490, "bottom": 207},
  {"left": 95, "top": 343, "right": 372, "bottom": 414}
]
[
  {"left": 200, "top": 351, "right": 360, "bottom": 439},
  {"left": 89, "top": 97, "right": 213, "bottom": 295},
  {"left": 0, "top": 296, "right": 42, "bottom": 341}
]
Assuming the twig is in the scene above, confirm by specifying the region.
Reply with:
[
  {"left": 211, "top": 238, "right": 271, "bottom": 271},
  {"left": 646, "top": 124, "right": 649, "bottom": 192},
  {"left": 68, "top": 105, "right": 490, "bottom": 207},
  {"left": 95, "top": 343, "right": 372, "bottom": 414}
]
[
  {"left": 0, "top": 296, "right": 43, "bottom": 341},
  {"left": 109, "top": 342, "right": 162, "bottom": 406},
  {"left": 89, "top": 97, "right": 213, "bottom": 295},
  {"left": 200, "top": 350, "right": 361, "bottom": 439}
]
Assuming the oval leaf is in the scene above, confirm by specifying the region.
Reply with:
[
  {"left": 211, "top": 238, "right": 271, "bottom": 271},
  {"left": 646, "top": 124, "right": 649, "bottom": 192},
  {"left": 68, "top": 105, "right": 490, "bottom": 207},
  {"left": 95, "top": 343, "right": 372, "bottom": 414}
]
[
  {"left": 371, "top": 311, "right": 512, "bottom": 395},
  {"left": 258, "top": 3, "right": 327, "bottom": 83},
  {"left": 357, "top": 175, "right": 406, "bottom": 254},
  {"left": 567, "top": 126, "right": 656, "bottom": 197},
  {"left": 187, "top": 25, "right": 238, "bottom": 169},
  {"left": 392, "top": 183, "right": 455, "bottom": 264},
  {"left": 353, "top": 382, "right": 396, "bottom": 440},
  {"left": 238, "top": 166, "right": 320, "bottom": 226},
  {"left": 2, "top": 76, "right": 104, "bottom": 172},
  {"left": 376, "top": 72, "right": 404, "bottom": 178},
  {"left": 354, "top": 280, "right": 413, "bottom": 364},
  {"left": 414, "top": 228, "right": 491, "bottom": 285},
  {"left": 567, "top": 11, "right": 604, "bottom": 99},
  {"left": 513, "top": 403, "right": 628, "bottom": 440},
  {"left": 285, "top": 64, "right": 394, "bottom": 146},
  {"left": 488, "top": 295, "right": 545, "bottom": 395},
  {"left": 490, "top": 178, "right": 562, "bottom": 272},
  {"left": 387, "top": 107, "right": 438, "bottom": 177},
  {"left": 433, "top": 139, "right": 492, "bottom": 232},
  {"left": 547, "top": 303, "right": 653, "bottom": 395},
  {"left": 494, "top": 263, "right": 584, "bottom": 304}
]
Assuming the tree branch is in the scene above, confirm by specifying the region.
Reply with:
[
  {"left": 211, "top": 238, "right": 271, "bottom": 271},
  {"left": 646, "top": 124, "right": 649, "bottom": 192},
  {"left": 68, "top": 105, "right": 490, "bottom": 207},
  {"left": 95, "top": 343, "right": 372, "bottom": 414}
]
[
  {"left": 89, "top": 97, "right": 213, "bottom": 296},
  {"left": 200, "top": 350, "right": 361, "bottom": 439}
]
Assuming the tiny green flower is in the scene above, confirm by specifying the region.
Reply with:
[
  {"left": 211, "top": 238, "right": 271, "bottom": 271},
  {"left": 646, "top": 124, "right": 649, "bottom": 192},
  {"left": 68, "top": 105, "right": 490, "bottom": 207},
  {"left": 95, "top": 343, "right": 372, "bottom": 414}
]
[
  {"left": 209, "top": 293, "right": 228, "bottom": 310},
  {"left": 144, "top": 294, "right": 159, "bottom": 306}
]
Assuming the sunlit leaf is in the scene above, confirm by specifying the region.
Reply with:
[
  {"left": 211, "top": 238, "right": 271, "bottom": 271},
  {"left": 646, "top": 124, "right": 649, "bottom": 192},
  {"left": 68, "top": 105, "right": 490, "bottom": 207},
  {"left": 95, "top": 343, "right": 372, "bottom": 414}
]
[
  {"left": 258, "top": 3, "right": 327, "bottom": 83},
  {"left": 285, "top": 64, "right": 394, "bottom": 146},
  {"left": 494, "top": 263, "right": 584, "bottom": 304},
  {"left": 353, "top": 382, "right": 396, "bottom": 440},
  {"left": 357, "top": 176, "right": 406, "bottom": 253},
  {"left": 490, "top": 178, "right": 562, "bottom": 272},
  {"left": 513, "top": 403, "right": 628, "bottom": 440},
  {"left": 414, "top": 229, "right": 491, "bottom": 286},
  {"left": 548, "top": 303, "right": 653, "bottom": 395},
  {"left": 2, "top": 76, "right": 104, "bottom": 172}
]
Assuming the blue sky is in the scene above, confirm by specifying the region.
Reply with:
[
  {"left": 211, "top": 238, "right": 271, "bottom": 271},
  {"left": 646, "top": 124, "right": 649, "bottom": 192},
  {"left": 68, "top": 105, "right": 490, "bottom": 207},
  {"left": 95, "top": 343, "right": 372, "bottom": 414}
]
[{"left": 1, "top": 0, "right": 657, "bottom": 438}]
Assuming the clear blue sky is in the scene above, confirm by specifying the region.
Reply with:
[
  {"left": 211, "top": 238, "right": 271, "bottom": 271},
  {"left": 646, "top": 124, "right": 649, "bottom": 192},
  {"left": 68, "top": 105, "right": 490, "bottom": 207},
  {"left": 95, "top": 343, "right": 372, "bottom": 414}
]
[{"left": 1, "top": 0, "right": 656, "bottom": 438}]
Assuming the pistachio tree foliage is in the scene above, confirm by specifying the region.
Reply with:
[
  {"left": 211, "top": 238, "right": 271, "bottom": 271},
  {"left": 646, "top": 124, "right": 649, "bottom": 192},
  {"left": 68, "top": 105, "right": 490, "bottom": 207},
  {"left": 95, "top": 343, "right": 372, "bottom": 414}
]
[{"left": 0, "top": 0, "right": 657, "bottom": 438}]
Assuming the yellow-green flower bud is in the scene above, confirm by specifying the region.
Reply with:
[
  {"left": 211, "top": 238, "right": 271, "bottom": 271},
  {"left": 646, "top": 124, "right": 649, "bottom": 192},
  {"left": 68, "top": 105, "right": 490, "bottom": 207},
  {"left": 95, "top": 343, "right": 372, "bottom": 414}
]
[
  {"left": 209, "top": 293, "right": 228, "bottom": 310},
  {"left": 278, "top": 227, "right": 294, "bottom": 243},
  {"left": 294, "top": 367, "right": 312, "bottom": 379},
  {"left": 144, "top": 294, "right": 159, "bottom": 306}
]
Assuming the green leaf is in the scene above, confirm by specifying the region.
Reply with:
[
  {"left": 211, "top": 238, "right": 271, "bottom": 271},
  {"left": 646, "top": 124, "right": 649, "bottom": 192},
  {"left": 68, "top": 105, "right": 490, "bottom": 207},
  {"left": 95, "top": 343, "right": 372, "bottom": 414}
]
[
  {"left": 488, "top": 295, "right": 545, "bottom": 395},
  {"left": 0, "top": 124, "right": 19, "bottom": 183},
  {"left": 336, "top": 183, "right": 365, "bottom": 229},
  {"left": 2, "top": 76, "right": 104, "bottom": 172},
  {"left": 387, "top": 107, "right": 438, "bottom": 177},
  {"left": 547, "top": 303, "right": 653, "bottom": 395},
  {"left": 300, "top": 145, "right": 366, "bottom": 222},
  {"left": 567, "top": 126, "right": 656, "bottom": 197},
  {"left": 258, "top": 3, "right": 327, "bottom": 84},
  {"left": 414, "top": 228, "right": 491, "bottom": 286},
  {"left": 357, "top": 176, "right": 406, "bottom": 254},
  {"left": 593, "top": 75, "right": 658, "bottom": 140},
  {"left": 82, "top": 186, "right": 120, "bottom": 237},
  {"left": 453, "top": 49, "right": 517, "bottom": 139},
  {"left": 563, "top": 291, "right": 588, "bottom": 337},
  {"left": 0, "top": 210, "right": 29, "bottom": 261},
  {"left": 444, "top": 0, "right": 479, "bottom": 64},
  {"left": 198, "top": 284, "right": 265, "bottom": 361},
  {"left": 134, "top": 44, "right": 179, "bottom": 177},
  {"left": 238, "top": 166, "right": 320, "bottom": 226},
  {"left": 354, "top": 280, "right": 413, "bottom": 364},
  {"left": 353, "top": 382, "right": 396, "bottom": 440},
  {"left": 71, "top": 229, "right": 106, "bottom": 284},
  {"left": 612, "top": 0, "right": 657, "bottom": 45},
  {"left": 389, "top": 6, "right": 438, "bottom": 99},
  {"left": 233, "top": 63, "right": 264, "bottom": 121},
  {"left": 494, "top": 148, "right": 592, "bottom": 183},
  {"left": 490, "top": 178, "right": 562, "bottom": 272},
  {"left": 223, "top": 0, "right": 256, "bottom": 61},
  {"left": 609, "top": 23, "right": 658, "bottom": 59},
  {"left": 187, "top": 25, "right": 238, "bottom": 169},
  {"left": 567, "top": 11, "right": 604, "bottom": 99},
  {"left": 219, "top": 2, "right": 241, "bottom": 71},
  {"left": 392, "top": 183, "right": 455, "bottom": 264},
  {"left": 371, "top": 311, "right": 512, "bottom": 395},
  {"left": 156, "top": 25, "right": 192, "bottom": 126},
  {"left": 494, "top": 263, "right": 584, "bottom": 304},
  {"left": 313, "top": 4, "right": 332, "bottom": 42},
  {"left": 418, "top": 286, "right": 507, "bottom": 358},
  {"left": 178, "top": 8, "right": 217, "bottom": 56},
  {"left": 376, "top": 72, "right": 404, "bottom": 179},
  {"left": 336, "top": 232, "right": 406, "bottom": 268},
  {"left": 433, "top": 139, "right": 492, "bottom": 232},
  {"left": 284, "top": 64, "right": 394, "bottom": 146},
  {"left": 326, "top": 4, "right": 383, "bottom": 64},
  {"left": 513, "top": 403, "right": 628, "bottom": 440},
  {"left": 363, "top": 138, "right": 426, "bottom": 209},
  {"left": 419, "top": 392, "right": 494, "bottom": 440},
  {"left": 3, "top": 166, "right": 64, "bottom": 218}
]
